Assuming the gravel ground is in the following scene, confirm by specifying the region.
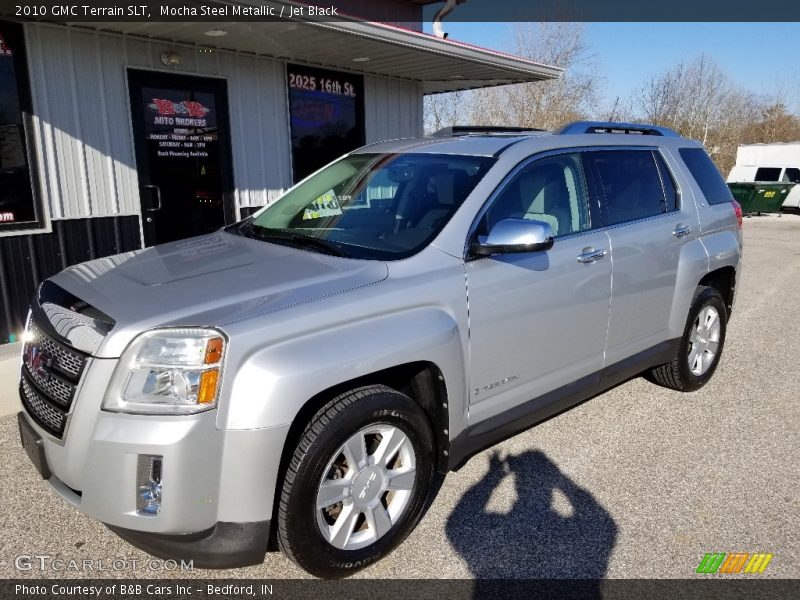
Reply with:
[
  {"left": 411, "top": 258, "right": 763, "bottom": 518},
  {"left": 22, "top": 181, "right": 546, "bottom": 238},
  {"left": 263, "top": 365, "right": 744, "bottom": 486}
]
[{"left": 0, "top": 214, "right": 798, "bottom": 580}]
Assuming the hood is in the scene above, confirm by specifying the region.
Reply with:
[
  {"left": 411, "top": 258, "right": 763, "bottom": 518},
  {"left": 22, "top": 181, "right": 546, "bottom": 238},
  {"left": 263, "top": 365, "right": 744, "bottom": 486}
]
[{"left": 48, "top": 230, "right": 388, "bottom": 357}]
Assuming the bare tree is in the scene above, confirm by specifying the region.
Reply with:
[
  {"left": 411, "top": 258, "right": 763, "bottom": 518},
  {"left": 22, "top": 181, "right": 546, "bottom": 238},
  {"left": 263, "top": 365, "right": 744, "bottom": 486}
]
[
  {"left": 423, "top": 90, "right": 470, "bottom": 134},
  {"left": 423, "top": 22, "right": 600, "bottom": 133}
]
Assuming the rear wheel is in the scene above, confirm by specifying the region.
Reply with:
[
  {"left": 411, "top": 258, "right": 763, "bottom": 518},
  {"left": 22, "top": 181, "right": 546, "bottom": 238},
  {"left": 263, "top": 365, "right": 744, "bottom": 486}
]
[
  {"left": 277, "top": 385, "right": 435, "bottom": 578},
  {"left": 649, "top": 285, "right": 727, "bottom": 392}
]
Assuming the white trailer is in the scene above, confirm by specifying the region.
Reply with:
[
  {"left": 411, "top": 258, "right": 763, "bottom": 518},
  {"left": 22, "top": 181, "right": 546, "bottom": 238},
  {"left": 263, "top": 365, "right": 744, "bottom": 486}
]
[{"left": 727, "top": 143, "right": 800, "bottom": 208}]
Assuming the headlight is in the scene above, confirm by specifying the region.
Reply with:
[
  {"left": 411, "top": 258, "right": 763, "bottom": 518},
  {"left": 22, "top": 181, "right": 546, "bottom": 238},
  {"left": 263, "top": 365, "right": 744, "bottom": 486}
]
[{"left": 103, "top": 328, "right": 227, "bottom": 415}]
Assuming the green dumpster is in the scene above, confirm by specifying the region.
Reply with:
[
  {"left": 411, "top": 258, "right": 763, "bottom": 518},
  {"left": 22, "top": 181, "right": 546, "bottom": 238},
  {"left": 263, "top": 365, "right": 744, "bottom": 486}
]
[{"left": 727, "top": 182, "right": 794, "bottom": 215}]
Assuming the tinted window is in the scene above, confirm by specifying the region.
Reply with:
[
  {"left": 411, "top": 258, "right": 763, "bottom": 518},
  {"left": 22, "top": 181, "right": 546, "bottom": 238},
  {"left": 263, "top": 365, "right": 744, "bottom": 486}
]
[
  {"left": 287, "top": 64, "right": 365, "bottom": 182},
  {"left": 589, "top": 150, "right": 667, "bottom": 225},
  {"left": 237, "top": 153, "right": 494, "bottom": 260},
  {"left": 654, "top": 152, "right": 679, "bottom": 212},
  {"left": 0, "top": 23, "right": 39, "bottom": 230},
  {"left": 782, "top": 168, "right": 800, "bottom": 183},
  {"left": 678, "top": 148, "right": 734, "bottom": 206},
  {"left": 481, "top": 153, "right": 591, "bottom": 238},
  {"left": 754, "top": 167, "right": 781, "bottom": 182}
]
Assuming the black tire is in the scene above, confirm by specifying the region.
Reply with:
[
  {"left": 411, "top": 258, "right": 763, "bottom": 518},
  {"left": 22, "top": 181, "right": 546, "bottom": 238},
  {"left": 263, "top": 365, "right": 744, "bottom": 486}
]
[
  {"left": 277, "top": 385, "right": 435, "bottom": 578},
  {"left": 649, "top": 285, "right": 727, "bottom": 392}
]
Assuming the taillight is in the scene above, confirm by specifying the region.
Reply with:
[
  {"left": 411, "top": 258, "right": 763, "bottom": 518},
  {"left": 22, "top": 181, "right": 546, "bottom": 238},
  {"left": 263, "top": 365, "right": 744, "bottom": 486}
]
[{"left": 732, "top": 200, "right": 743, "bottom": 229}]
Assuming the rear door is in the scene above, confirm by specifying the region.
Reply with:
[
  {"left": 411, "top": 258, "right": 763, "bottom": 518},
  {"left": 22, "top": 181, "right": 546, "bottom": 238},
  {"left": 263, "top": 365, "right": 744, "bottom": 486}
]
[{"left": 586, "top": 148, "right": 698, "bottom": 365}]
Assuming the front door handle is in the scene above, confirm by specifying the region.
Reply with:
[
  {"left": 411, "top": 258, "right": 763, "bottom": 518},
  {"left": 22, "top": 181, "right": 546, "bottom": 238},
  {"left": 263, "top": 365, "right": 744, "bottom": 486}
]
[
  {"left": 577, "top": 248, "right": 607, "bottom": 263},
  {"left": 142, "top": 184, "right": 162, "bottom": 212},
  {"left": 672, "top": 224, "right": 692, "bottom": 238}
]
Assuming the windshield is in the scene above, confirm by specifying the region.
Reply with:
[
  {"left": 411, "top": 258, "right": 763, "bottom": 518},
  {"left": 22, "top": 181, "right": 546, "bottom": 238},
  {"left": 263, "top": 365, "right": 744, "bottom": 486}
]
[{"left": 228, "top": 153, "right": 495, "bottom": 260}]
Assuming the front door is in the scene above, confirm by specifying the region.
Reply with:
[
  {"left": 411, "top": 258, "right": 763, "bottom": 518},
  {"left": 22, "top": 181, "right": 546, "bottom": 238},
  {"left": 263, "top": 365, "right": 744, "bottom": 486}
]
[
  {"left": 128, "top": 70, "right": 234, "bottom": 246},
  {"left": 465, "top": 152, "right": 612, "bottom": 426}
]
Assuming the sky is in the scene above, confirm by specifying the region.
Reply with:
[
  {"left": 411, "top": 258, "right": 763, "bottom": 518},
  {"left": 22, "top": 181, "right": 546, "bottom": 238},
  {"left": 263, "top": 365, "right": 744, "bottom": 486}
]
[{"left": 423, "top": 22, "right": 800, "bottom": 112}]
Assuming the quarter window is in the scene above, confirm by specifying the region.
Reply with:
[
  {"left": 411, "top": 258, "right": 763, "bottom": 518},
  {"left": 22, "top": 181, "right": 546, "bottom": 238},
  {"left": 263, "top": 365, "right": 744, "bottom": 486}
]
[
  {"left": 588, "top": 150, "right": 670, "bottom": 226},
  {"left": 0, "top": 22, "right": 41, "bottom": 232},
  {"left": 481, "top": 153, "right": 591, "bottom": 238},
  {"left": 679, "top": 147, "right": 734, "bottom": 205}
]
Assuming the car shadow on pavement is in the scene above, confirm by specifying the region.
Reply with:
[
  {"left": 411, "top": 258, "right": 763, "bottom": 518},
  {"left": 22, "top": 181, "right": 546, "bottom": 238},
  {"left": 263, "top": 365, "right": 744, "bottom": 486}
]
[{"left": 446, "top": 449, "right": 617, "bottom": 584}]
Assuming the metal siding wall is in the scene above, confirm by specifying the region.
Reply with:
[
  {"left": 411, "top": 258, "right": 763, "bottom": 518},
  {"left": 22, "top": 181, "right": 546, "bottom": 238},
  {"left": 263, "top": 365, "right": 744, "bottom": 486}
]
[
  {"left": 364, "top": 74, "right": 423, "bottom": 144},
  {"left": 25, "top": 26, "right": 141, "bottom": 220},
  {"left": 222, "top": 52, "right": 292, "bottom": 212},
  {"left": 22, "top": 23, "right": 294, "bottom": 221},
  {"left": 0, "top": 216, "right": 141, "bottom": 343}
]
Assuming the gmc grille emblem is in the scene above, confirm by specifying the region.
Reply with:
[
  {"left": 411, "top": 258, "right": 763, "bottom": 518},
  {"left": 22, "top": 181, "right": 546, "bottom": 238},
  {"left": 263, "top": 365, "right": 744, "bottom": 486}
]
[{"left": 25, "top": 344, "right": 53, "bottom": 380}]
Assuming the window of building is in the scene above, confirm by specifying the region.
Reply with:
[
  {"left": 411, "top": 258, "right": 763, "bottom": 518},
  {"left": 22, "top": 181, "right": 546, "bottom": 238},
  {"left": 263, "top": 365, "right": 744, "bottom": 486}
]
[
  {"left": 588, "top": 150, "right": 670, "bottom": 225},
  {"left": 679, "top": 147, "right": 734, "bottom": 205},
  {"left": 287, "top": 64, "right": 365, "bottom": 183},
  {"left": 0, "top": 22, "right": 42, "bottom": 232},
  {"left": 754, "top": 167, "right": 781, "bottom": 182}
]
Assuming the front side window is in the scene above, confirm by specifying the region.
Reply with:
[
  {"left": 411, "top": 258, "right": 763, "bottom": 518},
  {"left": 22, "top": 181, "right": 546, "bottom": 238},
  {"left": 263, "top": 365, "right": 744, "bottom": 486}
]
[
  {"left": 589, "top": 150, "right": 670, "bottom": 225},
  {"left": 229, "top": 153, "right": 494, "bottom": 260},
  {"left": 480, "top": 153, "right": 591, "bottom": 238},
  {"left": 0, "top": 22, "right": 40, "bottom": 231}
]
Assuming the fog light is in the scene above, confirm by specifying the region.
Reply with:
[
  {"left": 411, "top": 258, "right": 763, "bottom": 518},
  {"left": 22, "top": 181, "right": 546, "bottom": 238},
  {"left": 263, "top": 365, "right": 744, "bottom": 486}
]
[{"left": 136, "top": 455, "right": 162, "bottom": 516}]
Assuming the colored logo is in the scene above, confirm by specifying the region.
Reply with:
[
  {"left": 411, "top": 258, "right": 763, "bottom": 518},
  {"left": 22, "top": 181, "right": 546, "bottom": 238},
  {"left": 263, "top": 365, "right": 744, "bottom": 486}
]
[
  {"left": 696, "top": 552, "right": 773, "bottom": 574},
  {"left": 147, "top": 99, "right": 209, "bottom": 118},
  {"left": 25, "top": 344, "right": 53, "bottom": 380}
]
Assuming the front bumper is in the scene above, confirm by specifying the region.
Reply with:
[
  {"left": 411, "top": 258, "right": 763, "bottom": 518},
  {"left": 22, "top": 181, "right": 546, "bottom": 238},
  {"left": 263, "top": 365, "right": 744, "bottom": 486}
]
[
  {"left": 19, "top": 365, "right": 290, "bottom": 565},
  {"left": 107, "top": 521, "right": 271, "bottom": 569}
]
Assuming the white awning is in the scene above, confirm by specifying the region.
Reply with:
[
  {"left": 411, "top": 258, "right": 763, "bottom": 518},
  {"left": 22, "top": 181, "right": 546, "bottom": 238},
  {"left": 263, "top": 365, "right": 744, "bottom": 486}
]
[{"left": 62, "top": 0, "right": 561, "bottom": 93}]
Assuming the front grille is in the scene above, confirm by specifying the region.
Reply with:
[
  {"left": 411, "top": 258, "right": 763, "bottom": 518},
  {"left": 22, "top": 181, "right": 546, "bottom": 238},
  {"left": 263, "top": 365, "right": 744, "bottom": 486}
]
[
  {"left": 26, "top": 322, "right": 86, "bottom": 379},
  {"left": 20, "top": 374, "right": 67, "bottom": 437},
  {"left": 20, "top": 320, "right": 89, "bottom": 440}
]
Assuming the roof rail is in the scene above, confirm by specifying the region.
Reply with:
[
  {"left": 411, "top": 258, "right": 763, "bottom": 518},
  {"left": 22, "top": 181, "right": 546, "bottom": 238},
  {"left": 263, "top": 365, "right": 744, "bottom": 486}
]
[
  {"left": 558, "top": 121, "right": 680, "bottom": 137},
  {"left": 432, "top": 125, "right": 544, "bottom": 137}
]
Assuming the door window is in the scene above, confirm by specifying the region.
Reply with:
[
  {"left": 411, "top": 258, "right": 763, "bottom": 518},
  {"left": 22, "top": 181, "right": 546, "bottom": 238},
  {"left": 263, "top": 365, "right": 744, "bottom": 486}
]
[
  {"left": 588, "top": 150, "right": 671, "bottom": 226},
  {"left": 128, "top": 70, "right": 233, "bottom": 246},
  {"left": 480, "top": 153, "right": 591, "bottom": 238}
]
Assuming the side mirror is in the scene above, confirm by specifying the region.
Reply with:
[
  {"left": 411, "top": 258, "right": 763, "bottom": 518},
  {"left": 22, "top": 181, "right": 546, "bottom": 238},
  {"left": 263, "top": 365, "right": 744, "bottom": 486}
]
[{"left": 471, "top": 218, "right": 554, "bottom": 257}]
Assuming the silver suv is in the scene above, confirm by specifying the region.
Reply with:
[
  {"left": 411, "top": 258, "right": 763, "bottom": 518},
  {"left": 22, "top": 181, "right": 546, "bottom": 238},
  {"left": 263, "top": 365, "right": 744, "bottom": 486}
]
[{"left": 17, "top": 121, "right": 743, "bottom": 577}]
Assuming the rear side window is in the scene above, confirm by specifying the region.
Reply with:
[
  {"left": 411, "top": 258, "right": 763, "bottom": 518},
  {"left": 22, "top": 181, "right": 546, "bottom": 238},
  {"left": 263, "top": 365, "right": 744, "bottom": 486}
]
[
  {"left": 755, "top": 167, "right": 781, "bottom": 182},
  {"left": 588, "top": 150, "right": 669, "bottom": 225},
  {"left": 679, "top": 148, "right": 735, "bottom": 205}
]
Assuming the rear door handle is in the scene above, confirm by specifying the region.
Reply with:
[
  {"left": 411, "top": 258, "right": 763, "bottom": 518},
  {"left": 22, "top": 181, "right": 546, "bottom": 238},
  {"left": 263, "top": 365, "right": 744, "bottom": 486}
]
[
  {"left": 577, "top": 248, "right": 607, "bottom": 264},
  {"left": 672, "top": 224, "right": 692, "bottom": 238}
]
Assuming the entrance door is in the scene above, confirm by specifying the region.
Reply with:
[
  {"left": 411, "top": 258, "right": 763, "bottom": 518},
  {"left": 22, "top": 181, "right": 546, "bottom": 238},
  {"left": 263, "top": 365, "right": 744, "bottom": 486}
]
[{"left": 127, "top": 70, "right": 234, "bottom": 246}]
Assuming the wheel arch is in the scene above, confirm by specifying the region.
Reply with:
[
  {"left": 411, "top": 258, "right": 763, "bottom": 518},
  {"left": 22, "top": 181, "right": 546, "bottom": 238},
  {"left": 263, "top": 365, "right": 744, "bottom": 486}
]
[
  {"left": 266, "top": 361, "right": 450, "bottom": 549},
  {"left": 698, "top": 266, "right": 736, "bottom": 317}
]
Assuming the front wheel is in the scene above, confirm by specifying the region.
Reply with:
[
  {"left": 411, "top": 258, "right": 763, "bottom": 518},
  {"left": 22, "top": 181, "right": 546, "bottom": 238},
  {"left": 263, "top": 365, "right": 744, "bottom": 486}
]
[
  {"left": 277, "top": 385, "right": 435, "bottom": 578},
  {"left": 649, "top": 285, "right": 728, "bottom": 392}
]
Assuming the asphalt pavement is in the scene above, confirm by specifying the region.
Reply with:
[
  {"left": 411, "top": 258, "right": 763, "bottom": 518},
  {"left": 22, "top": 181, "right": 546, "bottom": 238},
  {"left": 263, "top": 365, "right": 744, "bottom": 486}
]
[{"left": 0, "top": 214, "right": 797, "bottom": 579}]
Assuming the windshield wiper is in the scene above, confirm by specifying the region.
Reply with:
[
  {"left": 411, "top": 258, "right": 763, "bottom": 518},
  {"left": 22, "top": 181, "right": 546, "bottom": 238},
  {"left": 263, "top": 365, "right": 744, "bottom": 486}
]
[{"left": 232, "top": 224, "right": 347, "bottom": 257}]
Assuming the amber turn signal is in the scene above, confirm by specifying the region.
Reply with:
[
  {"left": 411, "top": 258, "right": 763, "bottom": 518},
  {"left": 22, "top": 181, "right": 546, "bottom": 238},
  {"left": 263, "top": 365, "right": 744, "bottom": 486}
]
[
  {"left": 204, "top": 337, "right": 224, "bottom": 364},
  {"left": 198, "top": 369, "right": 220, "bottom": 404}
]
